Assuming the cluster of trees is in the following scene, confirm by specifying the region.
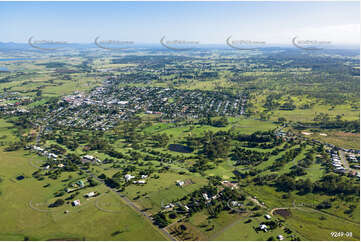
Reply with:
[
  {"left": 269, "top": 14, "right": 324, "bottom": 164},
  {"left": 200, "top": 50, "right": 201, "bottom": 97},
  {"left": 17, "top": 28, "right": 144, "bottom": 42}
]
[
  {"left": 152, "top": 212, "right": 169, "bottom": 228},
  {"left": 202, "top": 131, "right": 231, "bottom": 160},
  {"left": 103, "top": 176, "right": 121, "bottom": 189},
  {"left": 199, "top": 116, "right": 229, "bottom": 127},
  {"left": 49, "top": 198, "right": 64, "bottom": 208},
  {"left": 313, "top": 174, "right": 360, "bottom": 195},
  {"left": 293, "top": 113, "right": 360, "bottom": 133},
  {"left": 56, "top": 135, "right": 79, "bottom": 151},
  {"left": 48, "top": 144, "right": 67, "bottom": 155},
  {"left": 4, "top": 141, "right": 24, "bottom": 152},
  {"left": 279, "top": 97, "right": 296, "bottom": 110},
  {"left": 153, "top": 133, "right": 169, "bottom": 147},
  {"left": 263, "top": 93, "right": 281, "bottom": 110},
  {"left": 231, "top": 147, "right": 270, "bottom": 166},
  {"left": 105, "top": 148, "right": 124, "bottom": 159},
  {"left": 270, "top": 146, "right": 303, "bottom": 171},
  {"left": 287, "top": 150, "right": 314, "bottom": 177},
  {"left": 233, "top": 131, "right": 282, "bottom": 149},
  {"left": 189, "top": 157, "right": 214, "bottom": 173},
  {"left": 274, "top": 173, "right": 360, "bottom": 196},
  {"left": 275, "top": 175, "right": 314, "bottom": 194}
]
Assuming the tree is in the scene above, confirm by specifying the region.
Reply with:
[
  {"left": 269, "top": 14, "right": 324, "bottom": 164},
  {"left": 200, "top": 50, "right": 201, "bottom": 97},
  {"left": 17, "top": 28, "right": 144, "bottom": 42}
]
[
  {"left": 303, "top": 178, "right": 314, "bottom": 194},
  {"left": 275, "top": 175, "right": 296, "bottom": 192},
  {"left": 49, "top": 199, "right": 64, "bottom": 207},
  {"left": 278, "top": 117, "right": 286, "bottom": 123}
]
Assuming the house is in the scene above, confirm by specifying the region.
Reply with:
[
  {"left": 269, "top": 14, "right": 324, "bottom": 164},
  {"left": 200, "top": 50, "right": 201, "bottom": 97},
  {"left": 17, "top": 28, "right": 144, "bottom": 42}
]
[
  {"left": 231, "top": 201, "right": 239, "bottom": 207},
  {"left": 176, "top": 180, "right": 184, "bottom": 186},
  {"left": 334, "top": 167, "right": 346, "bottom": 173},
  {"left": 118, "top": 101, "right": 129, "bottom": 105},
  {"left": 164, "top": 203, "right": 175, "bottom": 209},
  {"left": 265, "top": 214, "right": 271, "bottom": 220},
  {"left": 58, "top": 164, "right": 64, "bottom": 168},
  {"left": 85, "top": 192, "right": 96, "bottom": 198},
  {"left": 76, "top": 180, "right": 85, "bottom": 188},
  {"left": 48, "top": 153, "right": 58, "bottom": 159},
  {"left": 202, "top": 193, "right": 210, "bottom": 201},
  {"left": 65, "top": 187, "right": 74, "bottom": 193},
  {"left": 33, "top": 146, "right": 44, "bottom": 152},
  {"left": 72, "top": 200, "right": 81, "bottom": 206},
  {"left": 82, "top": 155, "right": 95, "bottom": 163},
  {"left": 277, "top": 235, "right": 284, "bottom": 240},
  {"left": 125, "top": 174, "right": 135, "bottom": 182},
  {"left": 141, "top": 175, "right": 148, "bottom": 179},
  {"left": 221, "top": 180, "right": 238, "bottom": 190},
  {"left": 259, "top": 224, "right": 268, "bottom": 232}
]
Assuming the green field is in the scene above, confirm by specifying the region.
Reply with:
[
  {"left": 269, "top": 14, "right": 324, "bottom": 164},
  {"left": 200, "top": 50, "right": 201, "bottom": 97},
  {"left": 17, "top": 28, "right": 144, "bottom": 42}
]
[{"left": 0, "top": 150, "right": 167, "bottom": 241}]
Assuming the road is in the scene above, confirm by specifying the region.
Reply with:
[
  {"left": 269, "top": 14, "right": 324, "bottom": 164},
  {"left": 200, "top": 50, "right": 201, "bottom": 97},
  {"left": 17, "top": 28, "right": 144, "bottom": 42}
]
[{"left": 339, "top": 150, "right": 350, "bottom": 170}]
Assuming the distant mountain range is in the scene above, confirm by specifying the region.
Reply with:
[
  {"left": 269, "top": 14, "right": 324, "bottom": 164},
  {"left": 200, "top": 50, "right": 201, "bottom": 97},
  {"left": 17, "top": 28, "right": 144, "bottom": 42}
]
[{"left": 0, "top": 42, "right": 358, "bottom": 52}]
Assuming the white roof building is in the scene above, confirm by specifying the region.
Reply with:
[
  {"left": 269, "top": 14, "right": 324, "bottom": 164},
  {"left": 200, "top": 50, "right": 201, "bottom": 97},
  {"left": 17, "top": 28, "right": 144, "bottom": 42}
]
[
  {"left": 33, "top": 146, "right": 44, "bottom": 152},
  {"left": 202, "top": 193, "right": 209, "bottom": 201},
  {"left": 231, "top": 201, "right": 239, "bottom": 207},
  {"left": 125, "top": 174, "right": 135, "bottom": 181},
  {"left": 72, "top": 200, "right": 81, "bottom": 206},
  {"left": 48, "top": 153, "right": 58, "bottom": 158},
  {"left": 259, "top": 224, "right": 268, "bottom": 231},
  {"left": 83, "top": 155, "right": 95, "bottom": 160},
  {"left": 85, "top": 192, "right": 95, "bottom": 198}
]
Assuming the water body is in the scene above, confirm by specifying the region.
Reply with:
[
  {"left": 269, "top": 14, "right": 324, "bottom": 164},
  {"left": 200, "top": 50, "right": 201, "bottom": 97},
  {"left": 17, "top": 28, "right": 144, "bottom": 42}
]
[
  {"left": 0, "top": 58, "right": 35, "bottom": 62},
  {"left": 16, "top": 175, "right": 25, "bottom": 181},
  {"left": 0, "top": 67, "right": 9, "bottom": 72},
  {"left": 168, "top": 144, "right": 193, "bottom": 153}
]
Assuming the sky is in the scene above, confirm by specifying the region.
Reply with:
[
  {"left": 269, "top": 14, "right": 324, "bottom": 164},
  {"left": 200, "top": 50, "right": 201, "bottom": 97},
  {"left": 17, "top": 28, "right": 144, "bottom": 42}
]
[{"left": 0, "top": 1, "right": 359, "bottom": 45}]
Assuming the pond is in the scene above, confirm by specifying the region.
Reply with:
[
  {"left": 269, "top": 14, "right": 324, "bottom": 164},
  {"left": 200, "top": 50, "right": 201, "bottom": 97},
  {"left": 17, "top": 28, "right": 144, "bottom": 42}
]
[
  {"left": 168, "top": 144, "right": 193, "bottom": 153},
  {"left": 16, "top": 175, "right": 25, "bottom": 181}
]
